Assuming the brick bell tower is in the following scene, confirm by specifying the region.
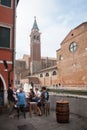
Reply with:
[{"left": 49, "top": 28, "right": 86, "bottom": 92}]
[{"left": 30, "top": 17, "right": 41, "bottom": 74}]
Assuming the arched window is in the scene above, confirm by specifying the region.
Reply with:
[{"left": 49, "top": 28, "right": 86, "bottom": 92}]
[
  {"left": 59, "top": 55, "right": 63, "bottom": 60},
  {"left": 33, "top": 35, "right": 36, "bottom": 39},
  {"left": 40, "top": 73, "right": 43, "bottom": 77},
  {"left": 69, "top": 42, "right": 77, "bottom": 52},
  {"left": 45, "top": 73, "right": 49, "bottom": 77},
  {"left": 37, "top": 36, "right": 39, "bottom": 40},
  {"left": 52, "top": 71, "right": 56, "bottom": 75}
]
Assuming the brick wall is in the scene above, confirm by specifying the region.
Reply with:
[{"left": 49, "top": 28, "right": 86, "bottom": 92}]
[{"left": 57, "top": 22, "right": 87, "bottom": 87}]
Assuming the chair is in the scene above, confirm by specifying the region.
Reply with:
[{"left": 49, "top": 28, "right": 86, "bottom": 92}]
[
  {"left": 17, "top": 104, "right": 26, "bottom": 119},
  {"left": 29, "top": 102, "right": 37, "bottom": 117},
  {"left": 0, "top": 106, "right": 5, "bottom": 114},
  {"left": 42, "top": 101, "right": 50, "bottom": 116}
]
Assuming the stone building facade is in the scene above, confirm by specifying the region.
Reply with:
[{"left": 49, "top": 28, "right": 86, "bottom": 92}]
[
  {"left": 35, "top": 65, "right": 58, "bottom": 87},
  {"left": 15, "top": 56, "right": 57, "bottom": 87}
]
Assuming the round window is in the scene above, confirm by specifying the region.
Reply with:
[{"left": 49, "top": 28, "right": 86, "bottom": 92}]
[{"left": 69, "top": 42, "right": 77, "bottom": 52}]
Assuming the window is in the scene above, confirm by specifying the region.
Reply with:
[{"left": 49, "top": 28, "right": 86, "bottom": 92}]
[
  {"left": 52, "top": 71, "right": 56, "bottom": 75},
  {"left": 0, "top": 26, "right": 10, "bottom": 48},
  {"left": 33, "top": 35, "right": 36, "bottom": 39},
  {"left": 40, "top": 74, "right": 43, "bottom": 77},
  {"left": 19, "top": 61, "right": 26, "bottom": 69},
  {"left": 69, "top": 42, "right": 77, "bottom": 52},
  {"left": 45, "top": 73, "right": 49, "bottom": 77},
  {"left": 0, "top": 0, "right": 11, "bottom": 7},
  {"left": 37, "top": 36, "right": 39, "bottom": 40},
  {"left": 59, "top": 55, "right": 63, "bottom": 60}
]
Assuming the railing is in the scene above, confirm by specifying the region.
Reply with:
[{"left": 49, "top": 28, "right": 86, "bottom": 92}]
[{"left": 47, "top": 88, "right": 87, "bottom": 96}]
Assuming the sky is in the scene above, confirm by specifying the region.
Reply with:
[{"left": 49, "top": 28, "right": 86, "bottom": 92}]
[{"left": 16, "top": 0, "right": 87, "bottom": 59}]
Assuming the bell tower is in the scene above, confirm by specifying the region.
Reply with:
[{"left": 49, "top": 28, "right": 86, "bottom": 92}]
[{"left": 30, "top": 17, "right": 41, "bottom": 74}]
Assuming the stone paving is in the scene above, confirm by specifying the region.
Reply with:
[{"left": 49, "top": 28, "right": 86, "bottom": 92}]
[{"left": 0, "top": 110, "right": 87, "bottom": 130}]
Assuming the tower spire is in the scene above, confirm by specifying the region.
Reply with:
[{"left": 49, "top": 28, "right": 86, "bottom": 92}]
[
  {"left": 32, "top": 16, "right": 39, "bottom": 30},
  {"left": 34, "top": 16, "right": 36, "bottom": 20}
]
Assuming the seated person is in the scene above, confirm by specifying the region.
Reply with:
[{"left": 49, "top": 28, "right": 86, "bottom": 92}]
[
  {"left": 28, "top": 88, "right": 35, "bottom": 102},
  {"left": 16, "top": 88, "right": 27, "bottom": 108},
  {"left": 37, "top": 86, "right": 49, "bottom": 116},
  {"left": 32, "top": 87, "right": 41, "bottom": 102}
]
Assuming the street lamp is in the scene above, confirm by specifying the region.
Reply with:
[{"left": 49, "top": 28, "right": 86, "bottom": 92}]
[{"left": 3, "top": 60, "right": 11, "bottom": 87}]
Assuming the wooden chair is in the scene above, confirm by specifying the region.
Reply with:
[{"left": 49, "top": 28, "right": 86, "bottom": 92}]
[
  {"left": 42, "top": 101, "right": 50, "bottom": 116},
  {"left": 0, "top": 106, "right": 4, "bottom": 113},
  {"left": 28, "top": 102, "right": 37, "bottom": 117}
]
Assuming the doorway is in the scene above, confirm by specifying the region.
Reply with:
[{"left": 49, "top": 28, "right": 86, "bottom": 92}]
[{"left": 0, "top": 77, "right": 4, "bottom": 106}]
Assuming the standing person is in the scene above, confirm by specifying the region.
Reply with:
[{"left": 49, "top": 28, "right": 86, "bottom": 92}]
[
  {"left": 16, "top": 88, "right": 27, "bottom": 108},
  {"left": 37, "top": 86, "right": 49, "bottom": 116},
  {"left": 7, "top": 84, "right": 15, "bottom": 117},
  {"left": 16, "top": 88, "right": 27, "bottom": 118}
]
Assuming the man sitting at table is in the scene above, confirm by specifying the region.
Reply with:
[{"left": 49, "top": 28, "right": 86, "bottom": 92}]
[{"left": 37, "top": 86, "right": 49, "bottom": 116}]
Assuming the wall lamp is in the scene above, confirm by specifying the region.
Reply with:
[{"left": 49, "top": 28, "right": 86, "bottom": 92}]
[{"left": 3, "top": 60, "right": 8, "bottom": 71}]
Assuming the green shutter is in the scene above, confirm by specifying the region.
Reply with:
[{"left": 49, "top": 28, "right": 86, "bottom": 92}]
[
  {"left": 1, "top": 0, "right": 11, "bottom": 7},
  {"left": 0, "top": 27, "right": 10, "bottom": 48}
]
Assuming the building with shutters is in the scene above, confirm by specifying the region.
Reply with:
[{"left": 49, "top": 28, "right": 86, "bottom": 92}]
[{"left": 0, "top": 0, "right": 19, "bottom": 106}]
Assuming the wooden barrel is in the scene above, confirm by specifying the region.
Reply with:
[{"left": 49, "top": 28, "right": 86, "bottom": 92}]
[{"left": 56, "top": 100, "right": 69, "bottom": 123}]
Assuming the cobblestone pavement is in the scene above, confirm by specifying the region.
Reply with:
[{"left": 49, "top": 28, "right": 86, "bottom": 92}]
[{"left": 0, "top": 110, "right": 87, "bottom": 130}]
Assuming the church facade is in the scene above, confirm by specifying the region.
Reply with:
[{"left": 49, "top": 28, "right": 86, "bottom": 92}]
[{"left": 56, "top": 22, "right": 87, "bottom": 87}]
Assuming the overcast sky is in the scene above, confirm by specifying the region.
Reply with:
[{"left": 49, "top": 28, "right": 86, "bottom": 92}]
[{"left": 16, "top": 0, "right": 87, "bottom": 59}]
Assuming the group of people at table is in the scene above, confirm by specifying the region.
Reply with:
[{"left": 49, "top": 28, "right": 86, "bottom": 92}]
[{"left": 7, "top": 85, "right": 49, "bottom": 117}]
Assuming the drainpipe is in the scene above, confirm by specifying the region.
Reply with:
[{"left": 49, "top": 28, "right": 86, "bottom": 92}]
[{"left": 12, "top": 0, "right": 17, "bottom": 87}]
